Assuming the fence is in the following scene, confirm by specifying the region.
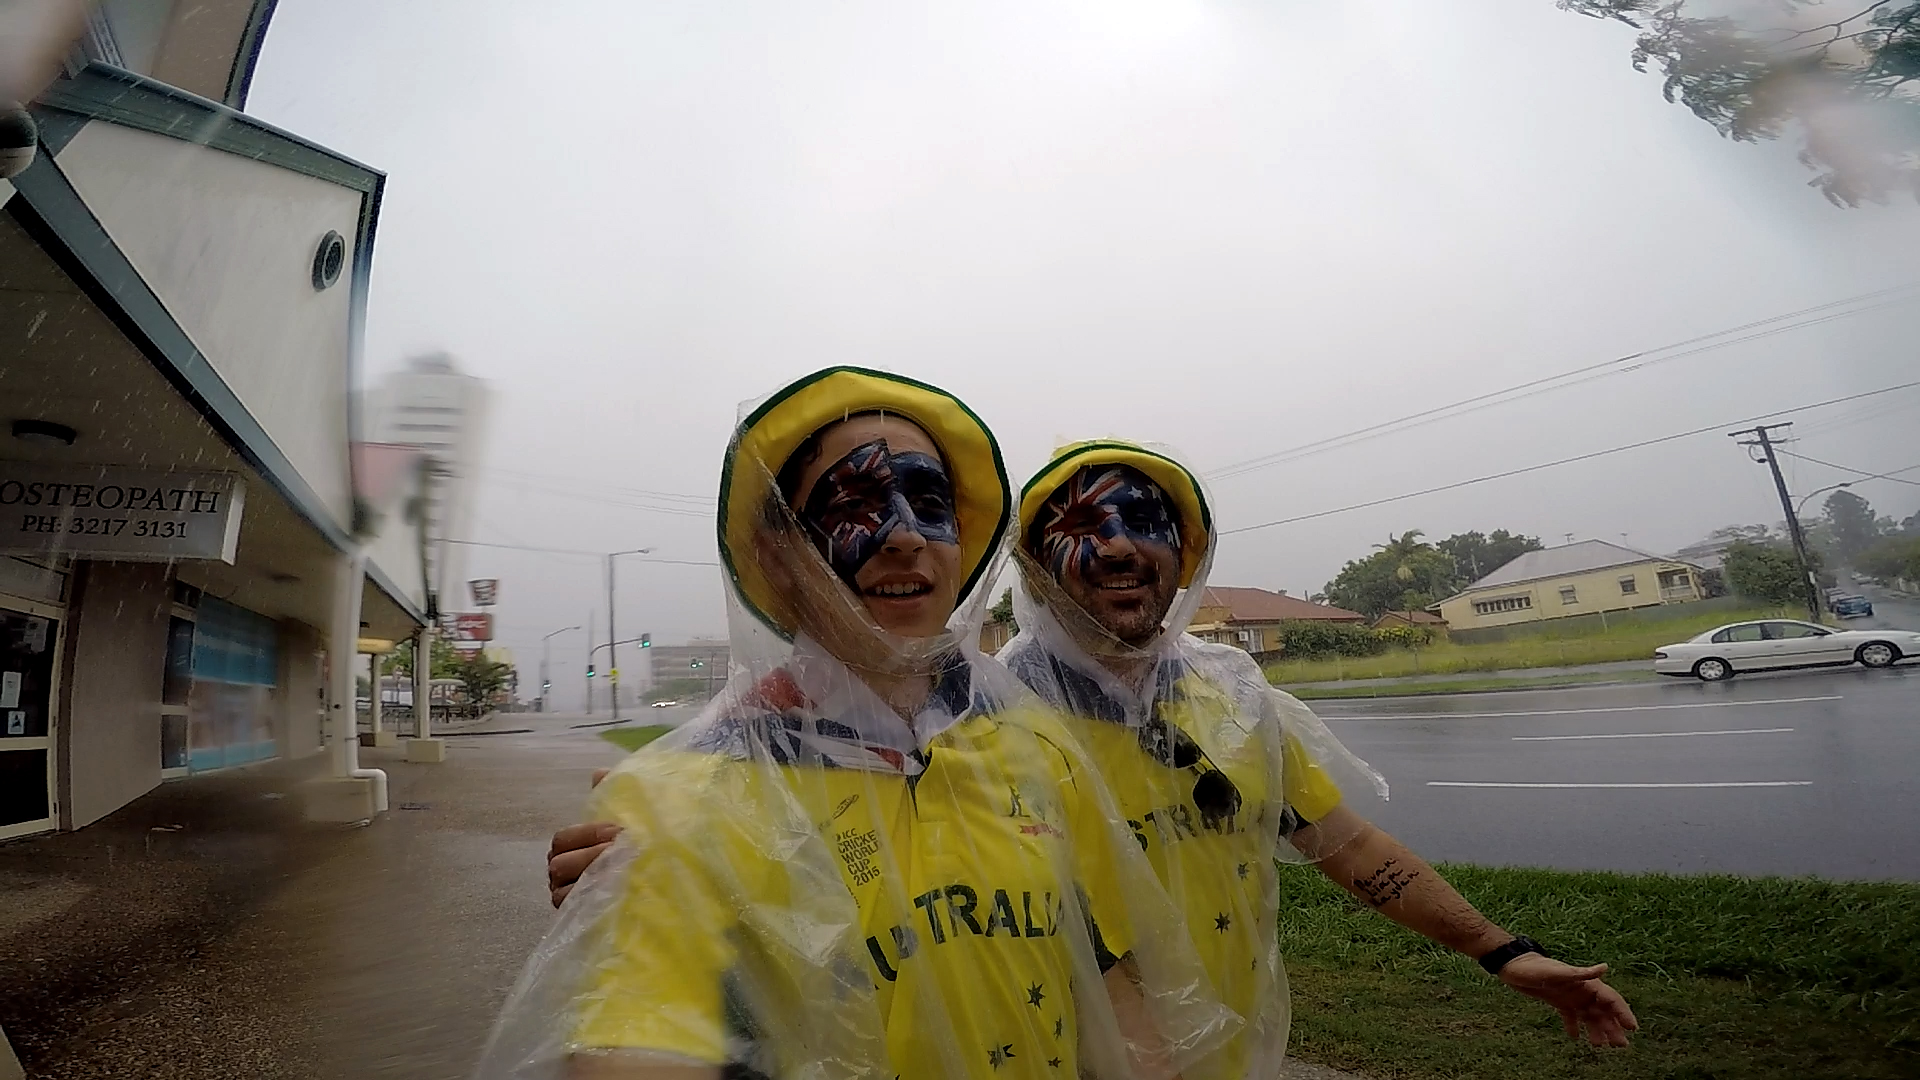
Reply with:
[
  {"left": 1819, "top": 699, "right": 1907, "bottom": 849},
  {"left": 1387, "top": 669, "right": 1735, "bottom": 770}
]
[
  {"left": 1447, "top": 595, "right": 1748, "bottom": 646},
  {"left": 354, "top": 702, "right": 486, "bottom": 731}
]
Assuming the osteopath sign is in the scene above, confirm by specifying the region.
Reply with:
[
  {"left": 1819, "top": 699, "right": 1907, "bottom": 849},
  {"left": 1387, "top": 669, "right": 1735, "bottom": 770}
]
[{"left": 0, "top": 463, "right": 245, "bottom": 562}]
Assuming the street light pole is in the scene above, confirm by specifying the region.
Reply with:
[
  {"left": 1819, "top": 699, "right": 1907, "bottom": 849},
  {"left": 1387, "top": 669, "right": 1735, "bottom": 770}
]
[
  {"left": 606, "top": 547, "right": 653, "bottom": 720},
  {"left": 540, "top": 625, "right": 581, "bottom": 713},
  {"left": 1796, "top": 482, "right": 1853, "bottom": 519}
]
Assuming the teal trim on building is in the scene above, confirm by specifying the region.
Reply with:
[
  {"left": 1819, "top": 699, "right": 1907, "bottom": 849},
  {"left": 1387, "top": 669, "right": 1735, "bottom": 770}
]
[
  {"left": 226, "top": 0, "right": 281, "bottom": 109},
  {"left": 36, "top": 62, "right": 381, "bottom": 192}
]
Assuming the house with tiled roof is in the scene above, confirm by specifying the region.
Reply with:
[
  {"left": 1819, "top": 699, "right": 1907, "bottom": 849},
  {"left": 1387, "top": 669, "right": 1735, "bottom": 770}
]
[
  {"left": 1373, "top": 609, "right": 1449, "bottom": 633},
  {"left": 1189, "top": 587, "right": 1366, "bottom": 659}
]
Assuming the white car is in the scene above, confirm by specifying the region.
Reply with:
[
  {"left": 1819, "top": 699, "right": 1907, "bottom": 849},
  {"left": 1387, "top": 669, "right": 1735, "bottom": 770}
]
[{"left": 1653, "top": 620, "right": 1920, "bottom": 682}]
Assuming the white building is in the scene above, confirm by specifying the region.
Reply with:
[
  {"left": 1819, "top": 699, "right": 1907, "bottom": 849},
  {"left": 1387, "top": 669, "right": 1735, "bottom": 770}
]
[
  {"left": 2, "top": 3, "right": 435, "bottom": 849},
  {"left": 364, "top": 353, "right": 490, "bottom": 607}
]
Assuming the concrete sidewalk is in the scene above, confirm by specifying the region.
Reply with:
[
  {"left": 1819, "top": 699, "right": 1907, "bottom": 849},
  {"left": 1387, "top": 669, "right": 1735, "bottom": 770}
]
[{"left": 0, "top": 714, "right": 1362, "bottom": 1079}]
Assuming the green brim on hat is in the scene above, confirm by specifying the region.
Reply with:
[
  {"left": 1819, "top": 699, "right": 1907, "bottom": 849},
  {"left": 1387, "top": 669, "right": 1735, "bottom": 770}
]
[
  {"left": 1017, "top": 440, "right": 1212, "bottom": 589},
  {"left": 718, "top": 366, "right": 1010, "bottom": 638}
]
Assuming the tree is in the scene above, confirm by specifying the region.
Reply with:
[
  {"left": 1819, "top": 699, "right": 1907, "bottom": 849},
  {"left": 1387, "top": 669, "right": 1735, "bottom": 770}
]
[
  {"left": 1435, "top": 529, "right": 1545, "bottom": 583},
  {"left": 384, "top": 634, "right": 461, "bottom": 679},
  {"left": 1705, "top": 523, "right": 1774, "bottom": 545},
  {"left": 448, "top": 649, "right": 515, "bottom": 713},
  {"left": 1858, "top": 534, "right": 1920, "bottom": 581},
  {"left": 384, "top": 636, "right": 514, "bottom": 714},
  {"left": 1722, "top": 539, "right": 1824, "bottom": 605},
  {"left": 1822, "top": 489, "right": 1885, "bottom": 560},
  {"left": 988, "top": 588, "right": 1016, "bottom": 629},
  {"left": 1561, "top": 1, "right": 1920, "bottom": 206},
  {"left": 1324, "top": 531, "right": 1461, "bottom": 616}
]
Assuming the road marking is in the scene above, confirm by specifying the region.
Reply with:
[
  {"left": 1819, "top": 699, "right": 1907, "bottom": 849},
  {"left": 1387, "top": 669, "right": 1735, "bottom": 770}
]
[
  {"left": 1320, "top": 695, "right": 1842, "bottom": 721},
  {"left": 1427, "top": 781, "right": 1813, "bottom": 789},
  {"left": 1512, "top": 727, "right": 1794, "bottom": 742}
]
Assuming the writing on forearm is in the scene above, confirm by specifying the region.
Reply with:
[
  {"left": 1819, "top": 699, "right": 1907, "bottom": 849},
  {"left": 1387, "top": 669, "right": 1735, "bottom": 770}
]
[{"left": 1352, "top": 858, "right": 1422, "bottom": 908}]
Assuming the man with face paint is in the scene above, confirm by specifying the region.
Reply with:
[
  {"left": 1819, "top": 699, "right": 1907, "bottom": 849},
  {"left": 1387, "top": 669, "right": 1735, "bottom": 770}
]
[{"left": 999, "top": 441, "right": 1638, "bottom": 1076}]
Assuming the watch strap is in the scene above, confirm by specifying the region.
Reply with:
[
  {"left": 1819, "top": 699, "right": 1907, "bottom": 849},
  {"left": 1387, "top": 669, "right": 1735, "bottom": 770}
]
[{"left": 1477, "top": 935, "right": 1547, "bottom": 975}]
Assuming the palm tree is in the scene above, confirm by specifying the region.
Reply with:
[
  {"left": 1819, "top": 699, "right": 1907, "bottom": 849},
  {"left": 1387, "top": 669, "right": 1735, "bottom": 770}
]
[{"left": 1373, "top": 530, "right": 1431, "bottom": 585}]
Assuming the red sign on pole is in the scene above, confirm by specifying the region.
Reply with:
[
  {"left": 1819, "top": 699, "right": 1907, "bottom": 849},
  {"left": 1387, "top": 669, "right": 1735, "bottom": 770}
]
[{"left": 442, "top": 612, "right": 493, "bottom": 643}]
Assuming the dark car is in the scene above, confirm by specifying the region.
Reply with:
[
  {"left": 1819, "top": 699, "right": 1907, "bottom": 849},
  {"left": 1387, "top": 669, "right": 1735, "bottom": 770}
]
[{"left": 1832, "top": 595, "right": 1874, "bottom": 619}]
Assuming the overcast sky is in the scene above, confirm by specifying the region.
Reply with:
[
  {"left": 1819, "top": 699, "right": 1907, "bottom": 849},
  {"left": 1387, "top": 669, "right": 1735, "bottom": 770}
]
[{"left": 249, "top": 0, "right": 1920, "bottom": 705}]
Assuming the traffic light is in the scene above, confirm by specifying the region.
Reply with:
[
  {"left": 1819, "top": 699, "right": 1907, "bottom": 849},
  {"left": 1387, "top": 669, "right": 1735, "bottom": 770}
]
[
  {"left": 640, "top": 633, "right": 651, "bottom": 648},
  {"left": 586, "top": 662, "right": 596, "bottom": 678}
]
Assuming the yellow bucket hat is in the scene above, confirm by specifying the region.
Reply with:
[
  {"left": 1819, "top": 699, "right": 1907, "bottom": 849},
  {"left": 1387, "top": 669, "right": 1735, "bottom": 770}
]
[
  {"left": 1017, "top": 440, "right": 1213, "bottom": 589},
  {"left": 718, "top": 366, "right": 1010, "bottom": 637}
]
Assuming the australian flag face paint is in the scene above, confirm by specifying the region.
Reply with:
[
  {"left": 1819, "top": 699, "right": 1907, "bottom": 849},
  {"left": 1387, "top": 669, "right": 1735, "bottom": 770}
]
[
  {"left": 1031, "top": 465, "right": 1181, "bottom": 582},
  {"left": 800, "top": 439, "right": 960, "bottom": 586}
]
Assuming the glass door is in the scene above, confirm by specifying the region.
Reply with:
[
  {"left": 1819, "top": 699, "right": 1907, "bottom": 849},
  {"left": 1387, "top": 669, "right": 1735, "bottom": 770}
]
[{"left": 0, "top": 600, "right": 60, "bottom": 840}]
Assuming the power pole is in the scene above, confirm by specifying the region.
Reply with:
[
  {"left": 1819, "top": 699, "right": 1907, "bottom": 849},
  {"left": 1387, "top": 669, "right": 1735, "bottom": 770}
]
[
  {"left": 607, "top": 556, "right": 619, "bottom": 720},
  {"left": 1730, "top": 423, "right": 1822, "bottom": 622}
]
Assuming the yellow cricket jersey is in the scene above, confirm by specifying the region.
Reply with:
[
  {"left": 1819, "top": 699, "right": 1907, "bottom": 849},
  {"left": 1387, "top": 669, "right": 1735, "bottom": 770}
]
[
  {"left": 1059, "top": 669, "right": 1343, "bottom": 1080},
  {"left": 575, "top": 705, "right": 1137, "bottom": 1080}
]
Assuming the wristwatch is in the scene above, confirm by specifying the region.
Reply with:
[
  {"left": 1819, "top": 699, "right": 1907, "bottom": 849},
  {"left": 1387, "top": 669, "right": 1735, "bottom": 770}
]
[{"left": 1476, "top": 935, "right": 1548, "bottom": 975}]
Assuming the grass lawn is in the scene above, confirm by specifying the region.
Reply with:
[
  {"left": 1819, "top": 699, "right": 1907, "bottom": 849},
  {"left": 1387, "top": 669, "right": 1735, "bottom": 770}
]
[
  {"left": 599, "top": 725, "right": 673, "bottom": 752},
  {"left": 1278, "top": 862, "right": 1920, "bottom": 1079},
  {"left": 1265, "top": 607, "right": 1792, "bottom": 686},
  {"left": 1289, "top": 670, "right": 1661, "bottom": 700}
]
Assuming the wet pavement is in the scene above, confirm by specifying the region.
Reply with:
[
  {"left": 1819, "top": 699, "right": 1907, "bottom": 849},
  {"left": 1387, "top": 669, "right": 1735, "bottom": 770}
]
[
  {"left": 0, "top": 713, "right": 619, "bottom": 1079},
  {"left": 1, "top": 710, "right": 1362, "bottom": 1079},
  {"left": 1316, "top": 665, "right": 1920, "bottom": 880}
]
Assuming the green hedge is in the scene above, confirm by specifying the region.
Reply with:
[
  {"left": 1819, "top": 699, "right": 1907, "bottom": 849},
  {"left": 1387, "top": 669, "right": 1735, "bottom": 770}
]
[{"left": 1273, "top": 620, "right": 1436, "bottom": 659}]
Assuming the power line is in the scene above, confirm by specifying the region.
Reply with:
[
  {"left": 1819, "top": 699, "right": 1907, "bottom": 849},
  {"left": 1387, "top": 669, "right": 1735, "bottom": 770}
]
[
  {"left": 1206, "top": 284, "right": 1920, "bottom": 482},
  {"left": 1791, "top": 395, "right": 1920, "bottom": 438},
  {"left": 482, "top": 474, "right": 716, "bottom": 519},
  {"left": 1219, "top": 380, "right": 1920, "bottom": 536},
  {"left": 481, "top": 465, "right": 716, "bottom": 505},
  {"left": 1772, "top": 449, "right": 1920, "bottom": 487},
  {"left": 444, "top": 538, "right": 720, "bottom": 565}
]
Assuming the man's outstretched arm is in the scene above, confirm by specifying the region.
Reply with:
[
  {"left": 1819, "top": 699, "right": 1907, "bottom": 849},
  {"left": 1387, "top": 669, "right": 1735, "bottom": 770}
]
[{"left": 1289, "top": 805, "right": 1638, "bottom": 1047}]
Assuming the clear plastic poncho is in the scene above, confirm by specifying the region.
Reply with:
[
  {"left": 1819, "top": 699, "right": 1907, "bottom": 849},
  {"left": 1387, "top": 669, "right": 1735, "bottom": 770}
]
[
  {"left": 475, "top": 370, "right": 1238, "bottom": 1080},
  {"left": 995, "top": 439, "right": 1389, "bottom": 1080}
]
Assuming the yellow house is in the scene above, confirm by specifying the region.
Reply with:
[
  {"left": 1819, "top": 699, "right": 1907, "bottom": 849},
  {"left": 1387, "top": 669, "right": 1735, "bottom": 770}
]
[{"left": 1432, "top": 540, "right": 1704, "bottom": 631}]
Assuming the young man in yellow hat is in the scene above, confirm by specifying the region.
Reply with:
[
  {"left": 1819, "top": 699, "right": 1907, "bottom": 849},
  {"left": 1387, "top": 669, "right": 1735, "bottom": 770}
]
[
  {"left": 1000, "top": 440, "right": 1637, "bottom": 1072},
  {"left": 489, "top": 371, "right": 1229, "bottom": 1080}
]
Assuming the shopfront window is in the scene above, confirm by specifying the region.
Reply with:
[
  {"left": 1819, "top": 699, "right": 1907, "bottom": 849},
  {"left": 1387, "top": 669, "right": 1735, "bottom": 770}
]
[
  {"left": 161, "top": 615, "right": 195, "bottom": 770},
  {"left": 185, "top": 598, "right": 280, "bottom": 772}
]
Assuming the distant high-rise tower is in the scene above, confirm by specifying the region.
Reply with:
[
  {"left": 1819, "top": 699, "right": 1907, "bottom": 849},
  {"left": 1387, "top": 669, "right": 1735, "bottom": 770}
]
[{"left": 365, "top": 353, "right": 491, "bottom": 608}]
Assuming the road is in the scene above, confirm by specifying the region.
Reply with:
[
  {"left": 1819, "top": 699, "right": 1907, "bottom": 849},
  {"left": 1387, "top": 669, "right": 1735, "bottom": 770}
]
[
  {"left": 1314, "top": 662, "right": 1920, "bottom": 880},
  {"left": 1848, "top": 577, "right": 1920, "bottom": 633}
]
